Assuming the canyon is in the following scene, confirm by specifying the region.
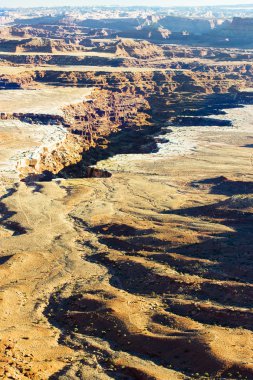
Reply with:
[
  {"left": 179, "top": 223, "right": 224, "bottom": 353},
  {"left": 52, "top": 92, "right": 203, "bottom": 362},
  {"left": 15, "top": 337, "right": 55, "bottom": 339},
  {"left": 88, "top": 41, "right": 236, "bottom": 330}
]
[{"left": 0, "top": 5, "right": 253, "bottom": 380}]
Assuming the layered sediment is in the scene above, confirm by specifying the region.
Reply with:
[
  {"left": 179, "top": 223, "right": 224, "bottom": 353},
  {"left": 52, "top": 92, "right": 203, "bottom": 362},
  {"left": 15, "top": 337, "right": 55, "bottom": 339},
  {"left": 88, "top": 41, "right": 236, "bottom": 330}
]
[
  {"left": 0, "top": 14, "right": 253, "bottom": 379},
  {"left": 1, "top": 63, "right": 253, "bottom": 181}
]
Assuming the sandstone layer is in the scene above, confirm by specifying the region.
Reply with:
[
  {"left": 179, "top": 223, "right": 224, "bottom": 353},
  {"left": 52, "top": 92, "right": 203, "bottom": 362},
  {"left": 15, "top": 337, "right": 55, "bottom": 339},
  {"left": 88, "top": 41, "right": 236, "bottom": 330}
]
[{"left": 0, "top": 7, "right": 253, "bottom": 380}]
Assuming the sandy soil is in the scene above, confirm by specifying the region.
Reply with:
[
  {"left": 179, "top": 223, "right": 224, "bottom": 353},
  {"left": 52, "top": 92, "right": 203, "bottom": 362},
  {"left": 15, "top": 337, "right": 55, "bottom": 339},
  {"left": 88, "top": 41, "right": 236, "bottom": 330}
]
[
  {"left": 0, "top": 87, "right": 93, "bottom": 115},
  {"left": 0, "top": 65, "right": 182, "bottom": 74},
  {"left": 0, "top": 103, "right": 253, "bottom": 379}
]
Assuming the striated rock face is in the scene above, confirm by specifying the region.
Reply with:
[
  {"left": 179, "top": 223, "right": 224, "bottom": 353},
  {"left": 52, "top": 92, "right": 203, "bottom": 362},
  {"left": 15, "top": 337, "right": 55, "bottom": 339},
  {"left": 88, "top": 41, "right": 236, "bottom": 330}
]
[
  {"left": 1, "top": 37, "right": 253, "bottom": 69},
  {"left": 0, "top": 37, "right": 87, "bottom": 53},
  {"left": 17, "top": 132, "right": 83, "bottom": 179},
  {"left": 0, "top": 8, "right": 253, "bottom": 380},
  {"left": 230, "top": 17, "right": 253, "bottom": 32},
  {"left": 1, "top": 64, "right": 251, "bottom": 180},
  {"left": 62, "top": 88, "right": 150, "bottom": 133},
  {"left": 0, "top": 53, "right": 124, "bottom": 67},
  {"left": 79, "top": 17, "right": 144, "bottom": 31},
  {"left": 212, "top": 17, "right": 253, "bottom": 48},
  {"left": 162, "top": 45, "right": 253, "bottom": 61},
  {"left": 0, "top": 71, "right": 37, "bottom": 89},
  {"left": 159, "top": 16, "right": 222, "bottom": 34},
  {"left": 115, "top": 39, "right": 164, "bottom": 59},
  {"left": 2, "top": 85, "right": 150, "bottom": 178},
  {"left": 36, "top": 68, "right": 253, "bottom": 95},
  {"left": 0, "top": 39, "right": 252, "bottom": 179}
]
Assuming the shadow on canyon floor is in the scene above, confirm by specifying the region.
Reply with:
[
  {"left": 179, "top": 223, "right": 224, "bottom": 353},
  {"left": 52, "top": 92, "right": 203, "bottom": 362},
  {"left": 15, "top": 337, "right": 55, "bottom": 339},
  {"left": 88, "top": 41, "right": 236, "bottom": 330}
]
[
  {"left": 191, "top": 176, "right": 253, "bottom": 195},
  {"left": 57, "top": 91, "right": 253, "bottom": 179},
  {"left": 45, "top": 183, "right": 253, "bottom": 379},
  {"left": 0, "top": 188, "right": 28, "bottom": 235}
]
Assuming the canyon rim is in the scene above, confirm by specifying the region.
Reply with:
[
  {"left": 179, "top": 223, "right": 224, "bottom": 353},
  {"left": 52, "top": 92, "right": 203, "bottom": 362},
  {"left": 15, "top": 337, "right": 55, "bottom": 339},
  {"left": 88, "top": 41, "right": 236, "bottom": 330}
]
[{"left": 0, "top": 3, "right": 253, "bottom": 380}]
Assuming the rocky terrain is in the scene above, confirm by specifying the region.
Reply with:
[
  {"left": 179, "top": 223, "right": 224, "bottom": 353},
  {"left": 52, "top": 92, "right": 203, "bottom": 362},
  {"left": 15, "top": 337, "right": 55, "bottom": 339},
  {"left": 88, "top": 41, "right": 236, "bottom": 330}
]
[{"left": 0, "top": 5, "right": 253, "bottom": 380}]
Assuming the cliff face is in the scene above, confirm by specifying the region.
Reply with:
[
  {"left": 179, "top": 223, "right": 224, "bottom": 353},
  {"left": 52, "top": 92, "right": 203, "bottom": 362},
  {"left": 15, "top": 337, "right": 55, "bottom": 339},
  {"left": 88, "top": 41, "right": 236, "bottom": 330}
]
[
  {"left": 62, "top": 88, "right": 150, "bottom": 134},
  {"left": 0, "top": 71, "right": 37, "bottom": 89},
  {"left": 0, "top": 53, "right": 124, "bottom": 67},
  {"left": 0, "top": 37, "right": 85, "bottom": 53},
  {"left": 213, "top": 17, "right": 253, "bottom": 47},
  {"left": 1, "top": 64, "right": 252, "bottom": 179},
  {"left": 1, "top": 37, "right": 253, "bottom": 70},
  {"left": 159, "top": 16, "right": 218, "bottom": 34},
  {"left": 162, "top": 45, "right": 253, "bottom": 61},
  {"left": 115, "top": 39, "right": 165, "bottom": 59},
  {"left": 1, "top": 9, "right": 253, "bottom": 380},
  {"left": 2, "top": 67, "right": 252, "bottom": 112},
  {"left": 1, "top": 84, "right": 150, "bottom": 178},
  {"left": 35, "top": 68, "right": 253, "bottom": 95},
  {"left": 17, "top": 132, "right": 84, "bottom": 178},
  {"left": 230, "top": 17, "right": 253, "bottom": 32}
]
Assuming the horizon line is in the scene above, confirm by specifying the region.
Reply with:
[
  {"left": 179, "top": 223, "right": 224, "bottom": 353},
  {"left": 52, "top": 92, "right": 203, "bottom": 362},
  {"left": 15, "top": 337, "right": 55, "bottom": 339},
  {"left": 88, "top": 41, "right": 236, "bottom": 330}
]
[{"left": 1, "top": 3, "right": 253, "bottom": 9}]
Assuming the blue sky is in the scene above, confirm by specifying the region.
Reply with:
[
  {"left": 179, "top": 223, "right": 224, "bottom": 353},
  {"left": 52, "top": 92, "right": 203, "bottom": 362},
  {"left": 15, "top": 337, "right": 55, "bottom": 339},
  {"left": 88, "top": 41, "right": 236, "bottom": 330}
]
[{"left": 1, "top": 0, "right": 253, "bottom": 7}]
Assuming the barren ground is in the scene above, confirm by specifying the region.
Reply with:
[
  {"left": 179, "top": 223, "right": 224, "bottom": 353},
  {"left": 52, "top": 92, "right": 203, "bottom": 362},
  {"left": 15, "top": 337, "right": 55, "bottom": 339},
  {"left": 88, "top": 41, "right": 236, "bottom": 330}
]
[
  {"left": 0, "top": 20, "right": 253, "bottom": 379},
  {"left": 0, "top": 102, "right": 253, "bottom": 379},
  {"left": 0, "top": 87, "right": 92, "bottom": 115}
]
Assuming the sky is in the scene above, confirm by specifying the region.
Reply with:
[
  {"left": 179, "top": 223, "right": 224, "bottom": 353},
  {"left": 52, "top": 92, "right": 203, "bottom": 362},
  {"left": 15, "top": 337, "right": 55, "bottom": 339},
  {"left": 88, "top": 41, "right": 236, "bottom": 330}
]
[{"left": 1, "top": 0, "right": 253, "bottom": 7}]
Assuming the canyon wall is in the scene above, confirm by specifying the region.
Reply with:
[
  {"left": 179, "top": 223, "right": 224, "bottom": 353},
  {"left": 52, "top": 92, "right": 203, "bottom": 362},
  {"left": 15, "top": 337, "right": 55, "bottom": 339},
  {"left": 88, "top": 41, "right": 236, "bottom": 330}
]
[{"left": 1, "top": 65, "right": 253, "bottom": 179}]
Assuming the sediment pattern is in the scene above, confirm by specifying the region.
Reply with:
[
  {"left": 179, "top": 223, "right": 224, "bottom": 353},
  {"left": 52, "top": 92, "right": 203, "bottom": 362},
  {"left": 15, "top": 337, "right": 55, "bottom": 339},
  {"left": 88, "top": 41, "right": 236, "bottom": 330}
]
[{"left": 0, "top": 11, "right": 253, "bottom": 379}]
